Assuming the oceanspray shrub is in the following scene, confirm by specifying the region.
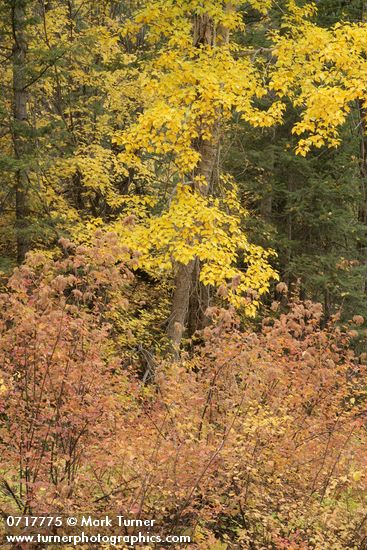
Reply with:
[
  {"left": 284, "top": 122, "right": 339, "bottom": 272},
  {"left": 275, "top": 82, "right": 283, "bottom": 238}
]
[
  {"left": 0, "top": 234, "right": 134, "bottom": 513},
  {"left": 1, "top": 238, "right": 366, "bottom": 550},
  {"left": 102, "top": 300, "right": 366, "bottom": 548},
  {"left": 184, "top": 302, "right": 367, "bottom": 548}
]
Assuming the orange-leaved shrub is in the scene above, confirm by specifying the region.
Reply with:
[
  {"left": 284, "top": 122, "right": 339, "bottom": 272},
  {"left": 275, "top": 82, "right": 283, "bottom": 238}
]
[
  {"left": 0, "top": 234, "right": 135, "bottom": 513},
  {"left": 0, "top": 238, "right": 366, "bottom": 549},
  {"left": 108, "top": 302, "right": 366, "bottom": 548}
]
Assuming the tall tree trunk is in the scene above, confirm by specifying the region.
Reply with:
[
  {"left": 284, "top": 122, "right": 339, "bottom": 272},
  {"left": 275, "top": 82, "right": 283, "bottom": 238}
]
[
  {"left": 260, "top": 136, "right": 274, "bottom": 220},
  {"left": 167, "top": 9, "right": 230, "bottom": 347},
  {"left": 187, "top": 257, "right": 211, "bottom": 338},
  {"left": 167, "top": 260, "right": 196, "bottom": 347},
  {"left": 166, "top": 135, "right": 220, "bottom": 347},
  {"left": 186, "top": 136, "right": 220, "bottom": 336},
  {"left": 357, "top": 3, "right": 367, "bottom": 293},
  {"left": 12, "top": 0, "right": 29, "bottom": 264},
  {"left": 357, "top": 100, "right": 367, "bottom": 294}
]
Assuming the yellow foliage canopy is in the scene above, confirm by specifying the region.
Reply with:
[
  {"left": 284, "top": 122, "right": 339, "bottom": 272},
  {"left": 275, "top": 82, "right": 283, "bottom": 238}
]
[
  {"left": 271, "top": 17, "right": 367, "bottom": 154},
  {"left": 111, "top": 184, "right": 278, "bottom": 314}
]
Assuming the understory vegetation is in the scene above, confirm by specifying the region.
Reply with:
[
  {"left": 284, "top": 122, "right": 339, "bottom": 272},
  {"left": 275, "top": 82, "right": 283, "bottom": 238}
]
[{"left": 1, "top": 1, "right": 367, "bottom": 548}]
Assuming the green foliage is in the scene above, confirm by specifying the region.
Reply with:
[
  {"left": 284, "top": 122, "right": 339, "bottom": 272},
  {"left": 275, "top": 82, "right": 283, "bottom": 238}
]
[
  {"left": 1, "top": 3, "right": 367, "bottom": 547},
  {"left": 225, "top": 110, "right": 367, "bottom": 318}
]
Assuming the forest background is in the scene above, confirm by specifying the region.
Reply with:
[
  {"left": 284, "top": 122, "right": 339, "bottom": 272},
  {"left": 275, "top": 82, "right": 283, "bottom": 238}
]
[{"left": 1, "top": 0, "right": 367, "bottom": 548}]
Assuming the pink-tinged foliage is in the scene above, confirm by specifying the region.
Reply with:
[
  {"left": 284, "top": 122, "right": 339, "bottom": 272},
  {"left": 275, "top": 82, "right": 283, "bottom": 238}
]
[
  {"left": 0, "top": 234, "right": 134, "bottom": 512},
  {"left": 0, "top": 240, "right": 366, "bottom": 547}
]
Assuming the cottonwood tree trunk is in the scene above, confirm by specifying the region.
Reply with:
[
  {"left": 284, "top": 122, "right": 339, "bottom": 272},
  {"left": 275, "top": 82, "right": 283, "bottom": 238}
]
[
  {"left": 12, "top": 0, "right": 30, "bottom": 264},
  {"left": 186, "top": 135, "right": 220, "bottom": 336},
  {"left": 167, "top": 137, "right": 220, "bottom": 347},
  {"left": 167, "top": 9, "right": 230, "bottom": 348}
]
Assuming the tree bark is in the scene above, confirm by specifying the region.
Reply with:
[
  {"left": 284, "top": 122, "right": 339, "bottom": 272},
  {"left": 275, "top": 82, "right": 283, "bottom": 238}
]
[
  {"left": 357, "top": 3, "right": 367, "bottom": 293},
  {"left": 187, "top": 257, "right": 211, "bottom": 338},
  {"left": 167, "top": 9, "right": 230, "bottom": 347},
  {"left": 357, "top": 100, "right": 367, "bottom": 294},
  {"left": 12, "top": 0, "right": 30, "bottom": 264},
  {"left": 167, "top": 260, "right": 196, "bottom": 347},
  {"left": 166, "top": 136, "right": 219, "bottom": 346}
]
